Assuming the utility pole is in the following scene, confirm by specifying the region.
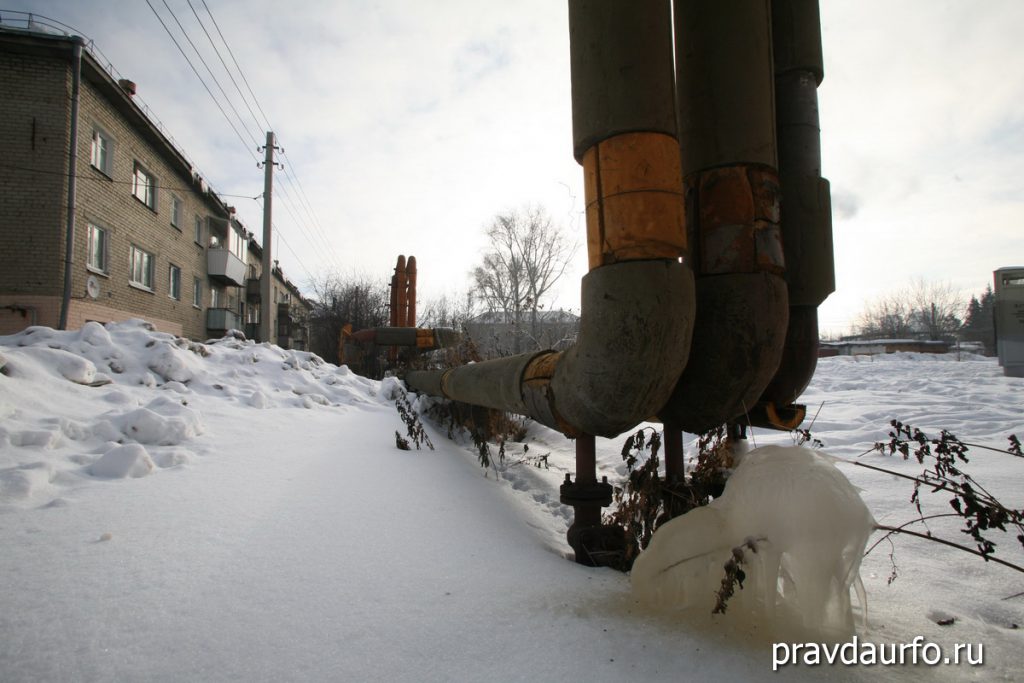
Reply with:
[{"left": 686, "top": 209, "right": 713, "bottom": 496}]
[{"left": 258, "top": 131, "right": 279, "bottom": 344}]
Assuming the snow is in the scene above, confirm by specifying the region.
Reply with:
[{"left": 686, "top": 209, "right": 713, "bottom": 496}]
[{"left": 1, "top": 321, "right": 1022, "bottom": 681}]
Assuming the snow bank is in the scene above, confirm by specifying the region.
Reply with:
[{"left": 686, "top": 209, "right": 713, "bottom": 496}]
[
  {"left": 90, "top": 444, "right": 155, "bottom": 478},
  {"left": 0, "top": 320, "right": 391, "bottom": 508},
  {"left": 631, "top": 446, "right": 874, "bottom": 640}
]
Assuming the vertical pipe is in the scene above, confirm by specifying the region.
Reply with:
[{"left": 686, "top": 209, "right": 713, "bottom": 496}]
[
  {"left": 562, "top": 433, "right": 613, "bottom": 566},
  {"left": 58, "top": 37, "right": 84, "bottom": 331},
  {"left": 659, "top": 0, "right": 789, "bottom": 433},
  {"left": 389, "top": 269, "right": 399, "bottom": 328},
  {"left": 663, "top": 426, "right": 684, "bottom": 483},
  {"left": 395, "top": 255, "right": 407, "bottom": 328},
  {"left": 406, "top": 256, "right": 417, "bottom": 327},
  {"left": 757, "top": 0, "right": 834, "bottom": 412},
  {"left": 575, "top": 433, "right": 597, "bottom": 485}
]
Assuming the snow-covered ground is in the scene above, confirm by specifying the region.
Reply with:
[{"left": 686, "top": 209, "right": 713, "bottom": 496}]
[{"left": 1, "top": 320, "right": 1022, "bottom": 681}]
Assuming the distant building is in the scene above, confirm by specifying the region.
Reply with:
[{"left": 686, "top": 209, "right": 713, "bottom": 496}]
[
  {"left": 818, "top": 339, "right": 949, "bottom": 357},
  {"left": 0, "top": 20, "right": 311, "bottom": 347},
  {"left": 465, "top": 309, "right": 579, "bottom": 358}
]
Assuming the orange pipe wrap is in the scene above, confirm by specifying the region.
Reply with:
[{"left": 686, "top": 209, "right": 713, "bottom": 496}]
[{"left": 583, "top": 132, "right": 688, "bottom": 270}]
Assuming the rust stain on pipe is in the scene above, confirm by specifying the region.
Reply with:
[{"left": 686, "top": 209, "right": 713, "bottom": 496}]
[
  {"left": 584, "top": 132, "right": 688, "bottom": 270},
  {"left": 690, "top": 164, "right": 784, "bottom": 276}
]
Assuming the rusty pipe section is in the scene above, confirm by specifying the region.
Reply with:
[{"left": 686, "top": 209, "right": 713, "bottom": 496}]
[
  {"left": 350, "top": 326, "right": 460, "bottom": 349},
  {"left": 658, "top": 0, "right": 789, "bottom": 434},
  {"left": 406, "top": 0, "right": 695, "bottom": 439},
  {"left": 753, "top": 0, "right": 834, "bottom": 423},
  {"left": 406, "top": 256, "right": 417, "bottom": 328}
]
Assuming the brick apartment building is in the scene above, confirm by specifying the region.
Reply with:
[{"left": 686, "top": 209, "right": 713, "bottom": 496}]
[{"left": 0, "top": 20, "right": 311, "bottom": 348}]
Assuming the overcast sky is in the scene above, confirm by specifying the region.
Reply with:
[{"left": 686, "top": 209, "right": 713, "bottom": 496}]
[{"left": 13, "top": 0, "right": 1024, "bottom": 335}]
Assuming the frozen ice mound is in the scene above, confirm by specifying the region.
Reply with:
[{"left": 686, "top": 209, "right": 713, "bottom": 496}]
[{"left": 631, "top": 445, "right": 874, "bottom": 639}]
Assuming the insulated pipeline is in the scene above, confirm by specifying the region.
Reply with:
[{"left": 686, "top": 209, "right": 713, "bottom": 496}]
[{"left": 406, "top": 0, "right": 695, "bottom": 438}]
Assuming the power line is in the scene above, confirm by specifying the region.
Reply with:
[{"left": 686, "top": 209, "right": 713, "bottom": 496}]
[
  {"left": 158, "top": 0, "right": 262, "bottom": 147},
  {"left": 273, "top": 224, "right": 317, "bottom": 285},
  {"left": 185, "top": 0, "right": 266, "bottom": 139},
  {"left": 256, "top": 186, "right": 341, "bottom": 274},
  {"left": 147, "top": 1, "right": 339, "bottom": 283},
  {"left": 276, "top": 161, "right": 344, "bottom": 269},
  {"left": 199, "top": 0, "right": 274, "bottom": 132},
  {"left": 144, "top": 0, "right": 259, "bottom": 162},
  {"left": 185, "top": 1, "right": 341, "bottom": 276}
]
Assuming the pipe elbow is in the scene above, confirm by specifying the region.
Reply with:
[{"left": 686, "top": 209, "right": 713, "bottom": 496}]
[
  {"left": 543, "top": 259, "right": 695, "bottom": 437},
  {"left": 405, "top": 259, "right": 695, "bottom": 439}
]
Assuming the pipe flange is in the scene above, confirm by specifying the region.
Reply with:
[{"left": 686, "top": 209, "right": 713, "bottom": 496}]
[{"left": 559, "top": 475, "right": 613, "bottom": 508}]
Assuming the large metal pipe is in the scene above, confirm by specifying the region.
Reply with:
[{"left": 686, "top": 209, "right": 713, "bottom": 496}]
[
  {"left": 406, "top": 256, "right": 417, "bottom": 327},
  {"left": 395, "top": 255, "right": 408, "bottom": 329},
  {"left": 658, "top": 0, "right": 789, "bottom": 433},
  {"left": 406, "top": 0, "right": 695, "bottom": 439},
  {"left": 755, "top": 0, "right": 835, "bottom": 418},
  {"left": 351, "top": 326, "right": 460, "bottom": 348}
]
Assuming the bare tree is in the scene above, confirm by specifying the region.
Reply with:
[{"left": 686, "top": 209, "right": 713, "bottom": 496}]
[
  {"left": 854, "top": 279, "right": 965, "bottom": 341},
  {"left": 470, "top": 205, "right": 577, "bottom": 353},
  {"left": 855, "top": 292, "right": 915, "bottom": 339},
  {"left": 307, "top": 271, "right": 390, "bottom": 363},
  {"left": 418, "top": 291, "right": 474, "bottom": 331},
  {"left": 908, "top": 279, "right": 964, "bottom": 341}
]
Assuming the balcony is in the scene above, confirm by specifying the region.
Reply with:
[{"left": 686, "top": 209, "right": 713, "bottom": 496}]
[
  {"left": 207, "top": 249, "right": 246, "bottom": 287},
  {"left": 246, "top": 277, "right": 261, "bottom": 300},
  {"left": 206, "top": 307, "right": 241, "bottom": 333}
]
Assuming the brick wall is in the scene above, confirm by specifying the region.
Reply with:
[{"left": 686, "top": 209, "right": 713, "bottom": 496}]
[
  {"left": 0, "top": 50, "right": 70, "bottom": 297},
  {"left": 0, "top": 294, "right": 182, "bottom": 337}
]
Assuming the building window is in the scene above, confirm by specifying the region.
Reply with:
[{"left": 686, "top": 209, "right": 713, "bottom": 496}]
[
  {"left": 86, "top": 223, "right": 108, "bottom": 274},
  {"left": 228, "top": 223, "right": 246, "bottom": 261},
  {"left": 129, "top": 245, "right": 155, "bottom": 290},
  {"left": 211, "top": 286, "right": 221, "bottom": 309},
  {"left": 170, "top": 196, "right": 182, "bottom": 229},
  {"left": 132, "top": 163, "right": 156, "bottom": 210},
  {"left": 90, "top": 128, "right": 113, "bottom": 176},
  {"left": 169, "top": 265, "right": 181, "bottom": 300},
  {"left": 193, "top": 277, "right": 202, "bottom": 308},
  {"left": 194, "top": 215, "right": 203, "bottom": 245}
]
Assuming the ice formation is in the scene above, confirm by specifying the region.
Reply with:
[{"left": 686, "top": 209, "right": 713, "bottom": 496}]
[{"left": 631, "top": 445, "right": 874, "bottom": 638}]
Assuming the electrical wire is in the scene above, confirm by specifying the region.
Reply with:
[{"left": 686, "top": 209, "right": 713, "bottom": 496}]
[
  {"left": 144, "top": 0, "right": 258, "bottom": 163},
  {"left": 177, "top": 1, "right": 342, "bottom": 272},
  {"left": 143, "top": 1, "right": 340, "bottom": 288},
  {"left": 199, "top": 0, "right": 274, "bottom": 133},
  {"left": 272, "top": 224, "right": 317, "bottom": 285},
  {"left": 277, "top": 157, "right": 344, "bottom": 267},
  {"left": 254, "top": 191, "right": 338, "bottom": 277},
  {"left": 185, "top": 0, "right": 266, "bottom": 140},
  {"left": 157, "top": 0, "right": 262, "bottom": 148}
]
